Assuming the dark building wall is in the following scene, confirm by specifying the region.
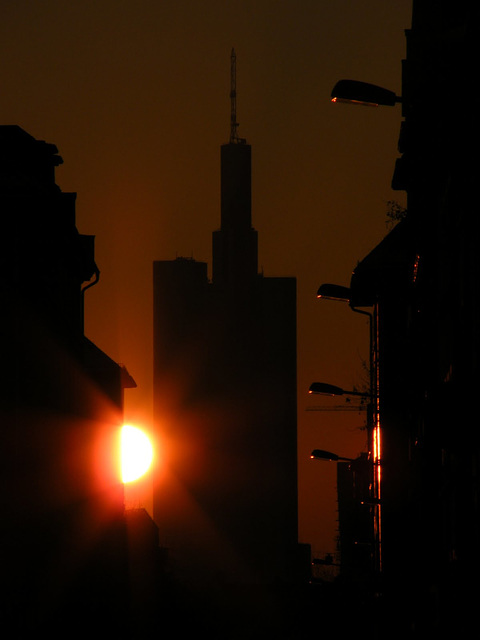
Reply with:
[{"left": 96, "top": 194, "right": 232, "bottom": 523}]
[
  {"left": 153, "top": 257, "right": 209, "bottom": 391},
  {"left": 347, "top": 3, "right": 480, "bottom": 634},
  {"left": 0, "top": 126, "right": 131, "bottom": 634},
  {"left": 213, "top": 142, "right": 258, "bottom": 289},
  {"left": 153, "top": 265, "right": 298, "bottom": 587},
  {"left": 400, "top": 4, "right": 479, "bottom": 633},
  {"left": 336, "top": 456, "right": 372, "bottom": 580},
  {"left": 255, "top": 275, "right": 298, "bottom": 560},
  {"left": 152, "top": 258, "right": 212, "bottom": 570},
  {"left": 153, "top": 139, "right": 297, "bottom": 592},
  {"left": 220, "top": 142, "right": 252, "bottom": 230}
]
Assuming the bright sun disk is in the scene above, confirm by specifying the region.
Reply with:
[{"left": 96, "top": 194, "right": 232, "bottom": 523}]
[{"left": 121, "top": 425, "right": 153, "bottom": 483}]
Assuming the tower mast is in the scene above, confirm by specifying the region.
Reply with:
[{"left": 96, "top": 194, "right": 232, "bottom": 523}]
[{"left": 229, "top": 48, "right": 245, "bottom": 144}]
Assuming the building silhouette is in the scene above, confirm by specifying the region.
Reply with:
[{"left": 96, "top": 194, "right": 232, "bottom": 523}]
[
  {"left": 324, "top": 1, "right": 479, "bottom": 635},
  {"left": 336, "top": 455, "right": 372, "bottom": 581},
  {"left": 152, "top": 55, "right": 298, "bottom": 624},
  {"left": 0, "top": 125, "right": 135, "bottom": 635}
]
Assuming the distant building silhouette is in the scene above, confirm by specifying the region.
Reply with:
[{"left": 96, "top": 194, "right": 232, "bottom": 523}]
[
  {"left": 336, "top": 455, "right": 372, "bottom": 581},
  {"left": 0, "top": 125, "right": 135, "bottom": 635},
  {"left": 152, "top": 59, "right": 298, "bottom": 608}
]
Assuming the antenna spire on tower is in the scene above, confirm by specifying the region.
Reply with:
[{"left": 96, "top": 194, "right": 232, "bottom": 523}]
[{"left": 229, "top": 48, "right": 246, "bottom": 144}]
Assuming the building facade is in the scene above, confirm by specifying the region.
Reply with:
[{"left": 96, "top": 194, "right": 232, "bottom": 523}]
[
  {"left": 0, "top": 126, "right": 134, "bottom": 634},
  {"left": 338, "top": 2, "right": 480, "bottom": 635},
  {"left": 153, "top": 127, "right": 298, "bottom": 603}
]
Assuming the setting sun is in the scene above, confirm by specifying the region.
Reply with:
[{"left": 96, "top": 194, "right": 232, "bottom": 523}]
[{"left": 121, "top": 425, "right": 153, "bottom": 483}]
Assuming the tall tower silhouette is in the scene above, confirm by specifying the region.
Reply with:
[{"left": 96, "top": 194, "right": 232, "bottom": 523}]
[
  {"left": 213, "top": 51, "right": 257, "bottom": 290},
  {"left": 152, "top": 53, "right": 298, "bottom": 615}
]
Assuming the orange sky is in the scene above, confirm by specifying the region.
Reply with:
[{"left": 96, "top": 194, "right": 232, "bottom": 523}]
[{"left": 2, "top": 1, "right": 411, "bottom": 557}]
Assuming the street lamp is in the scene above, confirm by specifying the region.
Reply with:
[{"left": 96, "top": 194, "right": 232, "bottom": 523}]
[
  {"left": 331, "top": 79, "right": 401, "bottom": 107},
  {"left": 316, "top": 283, "right": 351, "bottom": 302},
  {"left": 310, "top": 448, "right": 355, "bottom": 463},
  {"left": 309, "top": 381, "right": 369, "bottom": 398}
]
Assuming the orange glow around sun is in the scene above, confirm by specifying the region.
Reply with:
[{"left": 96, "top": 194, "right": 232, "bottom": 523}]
[{"left": 121, "top": 425, "right": 153, "bottom": 483}]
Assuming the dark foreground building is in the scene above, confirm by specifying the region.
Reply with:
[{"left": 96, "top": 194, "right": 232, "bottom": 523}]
[
  {"left": 0, "top": 126, "right": 136, "bottom": 635},
  {"left": 153, "top": 61, "right": 298, "bottom": 634},
  {"left": 322, "top": 2, "right": 479, "bottom": 636}
]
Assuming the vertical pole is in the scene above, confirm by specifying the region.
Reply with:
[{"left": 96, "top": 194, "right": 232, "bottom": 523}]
[{"left": 230, "top": 48, "right": 237, "bottom": 143}]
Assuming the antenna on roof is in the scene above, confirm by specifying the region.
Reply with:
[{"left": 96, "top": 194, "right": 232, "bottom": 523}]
[{"left": 230, "top": 48, "right": 246, "bottom": 144}]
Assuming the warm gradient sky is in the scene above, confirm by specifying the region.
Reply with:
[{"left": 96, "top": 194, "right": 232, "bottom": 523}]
[{"left": 2, "top": 1, "right": 411, "bottom": 557}]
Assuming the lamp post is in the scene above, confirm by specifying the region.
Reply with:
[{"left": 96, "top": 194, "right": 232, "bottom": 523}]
[
  {"left": 316, "top": 283, "right": 374, "bottom": 390},
  {"left": 326, "top": 80, "right": 402, "bottom": 578},
  {"left": 317, "top": 283, "right": 375, "bottom": 389},
  {"left": 314, "top": 283, "right": 382, "bottom": 577},
  {"left": 324, "top": 73, "right": 403, "bottom": 607}
]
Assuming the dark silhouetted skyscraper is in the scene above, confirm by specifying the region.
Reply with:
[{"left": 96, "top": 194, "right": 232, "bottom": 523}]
[{"left": 153, "top": 60, "right": 297, "bottom": 606}]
